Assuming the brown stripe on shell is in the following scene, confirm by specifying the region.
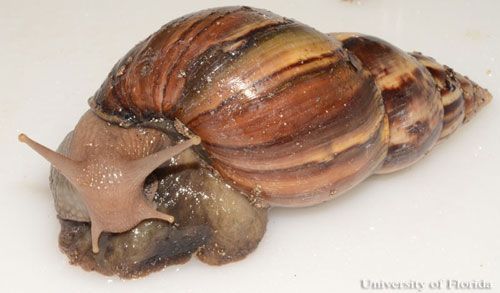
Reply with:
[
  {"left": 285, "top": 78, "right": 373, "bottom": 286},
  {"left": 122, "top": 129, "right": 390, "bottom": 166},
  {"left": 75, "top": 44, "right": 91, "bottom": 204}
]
[
  {"left": 90, "top": 9, "right": 218, "bottom": 123},
  {"left": 170, "top": 24, "right": 388, "bottom": 206},
  {"left": 200, "top": 74, "right": 385, "bottom": 171},
  {"left": 410, "top": 52, "right": 465, "bottom": 139},
  {"left": 213, "top": 115, "right": 388, "bottom": 207},
  {"left": 180, "top": 50, "right": 340, "bottom": 126},
  {"left": 454, "top": 72, "right": 492, "bottom": 123},
  {"left": 121, "top": 9, "right": 219, "bottom": 119},
  {"left": 176, "top": 23, "right": 344, "bottom": 126},
  {"left": 410, "top": 52, "right": 492, "bottom": 139},
  {"left": 183, "top": 56, "right": 349, "bottom": 147},
  {"left": 159, "top": 7, "right": 291, "bottom": 115},
  {"left": 91, "top": 7, "right": 290, "bottom": 123},
  {"left": 441, "top": 97, "right": 465, "bottom": 136},
  {"left": 331, "top": 33, "right": 444, "bottom": 173}
]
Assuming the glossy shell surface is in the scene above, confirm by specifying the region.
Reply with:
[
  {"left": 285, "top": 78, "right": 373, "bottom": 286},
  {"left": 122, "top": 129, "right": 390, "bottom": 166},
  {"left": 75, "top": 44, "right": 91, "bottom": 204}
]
[{"left": 91, "top": 7, "right": 390, "bottom": 206}]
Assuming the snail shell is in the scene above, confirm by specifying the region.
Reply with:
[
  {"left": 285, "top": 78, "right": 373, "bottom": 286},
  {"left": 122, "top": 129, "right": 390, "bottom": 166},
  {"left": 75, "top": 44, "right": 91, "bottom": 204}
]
[{"left": 89, "top": 6, "right": 490, "bottom": 205}]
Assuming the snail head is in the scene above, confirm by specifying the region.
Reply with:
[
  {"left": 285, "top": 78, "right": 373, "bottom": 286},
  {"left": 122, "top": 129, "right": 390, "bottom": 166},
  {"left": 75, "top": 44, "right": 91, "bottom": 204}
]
[{"left": 18, "top": 110, "right": 200, "bottom": 253}]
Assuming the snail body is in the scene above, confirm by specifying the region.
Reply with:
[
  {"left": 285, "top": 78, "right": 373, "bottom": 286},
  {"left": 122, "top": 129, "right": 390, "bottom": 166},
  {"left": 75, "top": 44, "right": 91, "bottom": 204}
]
[{"left": 20, "top": 6, "right": 491, "bottom": 276}]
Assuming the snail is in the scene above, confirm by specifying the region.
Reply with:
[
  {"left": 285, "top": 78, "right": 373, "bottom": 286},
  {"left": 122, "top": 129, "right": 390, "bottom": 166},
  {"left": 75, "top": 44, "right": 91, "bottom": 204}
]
[{"left": 19, "top": 6, "right": 491, "bottom": 278}]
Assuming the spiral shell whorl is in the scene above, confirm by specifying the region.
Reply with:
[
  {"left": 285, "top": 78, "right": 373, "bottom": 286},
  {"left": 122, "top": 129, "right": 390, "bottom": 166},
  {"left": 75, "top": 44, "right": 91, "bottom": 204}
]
[
  {"left": 332, "top": 33, "right": 444, "bottom": 173},
  {"left": 332, "top": 33, "right": 491, "bottom": 173},
  {"left": 90, "top": 7, "right": 491, "bottom": 207},
  {"left": 91, "top": 7, "right": 389, "bottom": 206},
  {"left": 411, "top": 52, "right": 492, "bottom": 138}
]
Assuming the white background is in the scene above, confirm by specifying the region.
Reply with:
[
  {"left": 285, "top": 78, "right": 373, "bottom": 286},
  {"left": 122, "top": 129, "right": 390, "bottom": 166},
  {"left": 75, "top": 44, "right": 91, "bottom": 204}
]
[{"left": 1, "top": 0, "right": 498, "bottom": 292}]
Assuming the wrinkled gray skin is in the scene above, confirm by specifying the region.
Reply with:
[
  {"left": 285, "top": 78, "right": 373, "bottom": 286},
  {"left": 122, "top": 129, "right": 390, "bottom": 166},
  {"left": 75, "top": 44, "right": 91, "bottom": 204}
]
[{"left": 52, "top": 129, "right": 268, "bottom": 278}]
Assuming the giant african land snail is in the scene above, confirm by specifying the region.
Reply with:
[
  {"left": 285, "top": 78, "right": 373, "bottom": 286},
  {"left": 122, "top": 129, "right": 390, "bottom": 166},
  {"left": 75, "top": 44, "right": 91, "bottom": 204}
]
[{"left": 19, "top": 6, "right": 491, "bottom": 278}]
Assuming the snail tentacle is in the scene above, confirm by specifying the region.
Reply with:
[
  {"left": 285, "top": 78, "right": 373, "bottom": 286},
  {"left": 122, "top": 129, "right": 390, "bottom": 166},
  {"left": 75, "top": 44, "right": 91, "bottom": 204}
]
[
  {"left": 90, "top": 222, "right": 102, "bottom": 254},
  {"left": 18, "top": 133, "right": 82, "bottom": 179},
  {"left": 128, "top": 136, "right": 201, "bottom": 180}
]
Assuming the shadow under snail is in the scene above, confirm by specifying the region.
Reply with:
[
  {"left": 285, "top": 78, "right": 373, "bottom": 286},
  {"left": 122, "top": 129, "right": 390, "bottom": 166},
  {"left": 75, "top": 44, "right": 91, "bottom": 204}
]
[{"left": 19, "top": 6, "right": 492, "bottom": 278}]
